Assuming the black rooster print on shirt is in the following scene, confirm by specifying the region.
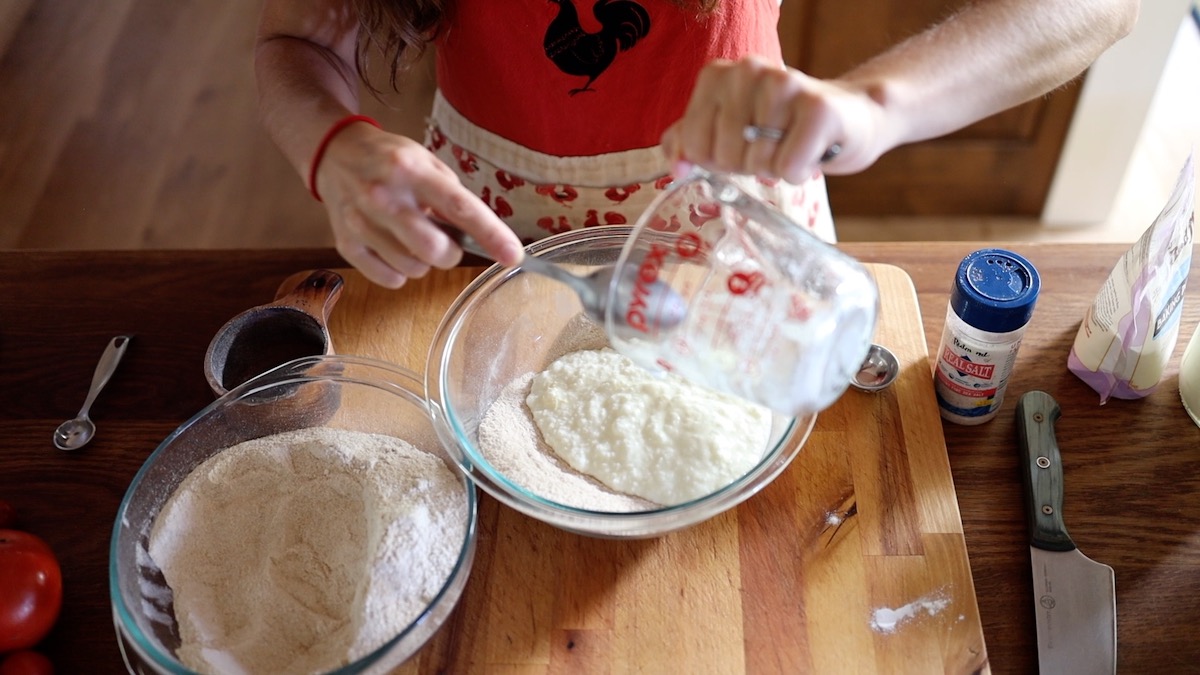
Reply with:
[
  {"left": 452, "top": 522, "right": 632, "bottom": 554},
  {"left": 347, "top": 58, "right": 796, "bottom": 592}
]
[{"left": 543, "top": 0, "right": 651, "bottom": 95}]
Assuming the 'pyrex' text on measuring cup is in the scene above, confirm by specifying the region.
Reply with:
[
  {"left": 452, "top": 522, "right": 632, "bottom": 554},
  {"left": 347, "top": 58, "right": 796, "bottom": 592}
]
[{"left": 605, "top": 170, "right": 880, "bottom": 417}]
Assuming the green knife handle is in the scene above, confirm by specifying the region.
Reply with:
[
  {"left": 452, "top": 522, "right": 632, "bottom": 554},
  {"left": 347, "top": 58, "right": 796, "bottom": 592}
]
[{"left": 1015, "top": 390, "right": 1077, "bottom": 552}]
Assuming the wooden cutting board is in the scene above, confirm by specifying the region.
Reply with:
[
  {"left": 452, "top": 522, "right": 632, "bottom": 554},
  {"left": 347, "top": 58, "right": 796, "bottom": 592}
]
[{"left": 318, "top": 263, "right": 988, "bottom": 674}]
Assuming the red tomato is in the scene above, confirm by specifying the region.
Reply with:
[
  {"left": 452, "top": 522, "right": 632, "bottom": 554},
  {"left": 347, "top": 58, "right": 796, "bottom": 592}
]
[
  {"left": 0, "top": 651, "right": 53, "bottom": 675},
  {"left": 0, "top": 530, "right": 62, "bottom": 652}
]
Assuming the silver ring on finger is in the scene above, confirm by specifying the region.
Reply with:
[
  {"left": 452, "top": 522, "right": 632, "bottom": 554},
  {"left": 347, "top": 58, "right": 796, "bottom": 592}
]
[
  {"left": 820, "top": 143, "right": 842, "bottom": 163},
  {"left": 742, "top": 124, "right": 785, "bottom": 143}
]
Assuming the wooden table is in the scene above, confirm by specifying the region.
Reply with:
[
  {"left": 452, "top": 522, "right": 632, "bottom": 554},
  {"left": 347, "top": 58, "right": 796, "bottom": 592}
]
[{"left": 2, "top": 243, "right": 1197, "bottom": 674}]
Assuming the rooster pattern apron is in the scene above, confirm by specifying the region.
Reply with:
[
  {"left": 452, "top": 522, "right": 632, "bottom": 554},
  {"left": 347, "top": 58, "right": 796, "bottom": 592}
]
[{"left": 427, "top": 0, "right": 835, "bottom": 244}]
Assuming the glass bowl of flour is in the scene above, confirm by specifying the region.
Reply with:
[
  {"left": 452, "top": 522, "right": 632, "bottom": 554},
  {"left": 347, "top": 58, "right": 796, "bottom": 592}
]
[
  {"left": 109, "top": 355, "right": 476, "bottom": 674},
  {"left": 427, "top": 226, "right": 816, "bottom": 538}
]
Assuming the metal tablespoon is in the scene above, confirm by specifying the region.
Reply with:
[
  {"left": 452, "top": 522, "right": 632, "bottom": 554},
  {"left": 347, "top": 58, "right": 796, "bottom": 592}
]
[
  {"left": 850, "top": 343, "right": 900, "bottom": 392},
  {"left": 438, "top": 221, "right": 686, "bottom": 332},
  {"left": 53, "top": 335, "right": 132, "bottom": 451}
]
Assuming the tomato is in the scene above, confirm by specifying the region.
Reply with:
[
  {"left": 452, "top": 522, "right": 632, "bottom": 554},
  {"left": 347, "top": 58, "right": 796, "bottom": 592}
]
[
  {"left": 0, "top": 530, "right": 62, "bottom": 652},
  {"left": 0, "top": 651, "right": 53, "bottom": 675}
]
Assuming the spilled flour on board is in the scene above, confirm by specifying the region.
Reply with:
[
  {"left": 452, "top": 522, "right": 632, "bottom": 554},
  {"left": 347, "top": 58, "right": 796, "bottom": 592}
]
[{"left": 870, "top": 590, "right": 953, "bottom": 634}]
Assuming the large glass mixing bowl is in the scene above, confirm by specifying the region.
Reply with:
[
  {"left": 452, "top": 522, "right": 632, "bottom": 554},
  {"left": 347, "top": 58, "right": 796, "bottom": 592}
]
[
  {"left": 426, "top": 227, "right": 816, "bottom": 538},
  {"left": 109, "top": 356, "right": 477, "bottom": 674}
]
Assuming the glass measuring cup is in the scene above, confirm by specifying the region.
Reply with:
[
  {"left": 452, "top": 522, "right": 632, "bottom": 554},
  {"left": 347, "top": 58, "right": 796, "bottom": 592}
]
[{"left": 605, "top": 169, "right": 879, "bottom": 416}]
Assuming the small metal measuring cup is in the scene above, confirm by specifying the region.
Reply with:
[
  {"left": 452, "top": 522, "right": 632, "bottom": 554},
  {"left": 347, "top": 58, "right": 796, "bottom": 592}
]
[{"left": 203, "top": 269, "right": 344, "bottom": 397}]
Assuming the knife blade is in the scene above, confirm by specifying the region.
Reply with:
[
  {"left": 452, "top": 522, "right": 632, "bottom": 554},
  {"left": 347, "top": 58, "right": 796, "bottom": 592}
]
[{"left": 1016, "top": 390, "right": 1116, "bottom": 675}]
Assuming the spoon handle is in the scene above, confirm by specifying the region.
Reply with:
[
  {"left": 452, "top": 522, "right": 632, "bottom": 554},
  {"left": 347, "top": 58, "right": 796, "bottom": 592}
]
[
  {"left": 434, "top": 220, "right": 596, "bottom": 299},
  {"left": 77, "top": 336, "right": 132, "bottom": 416}
]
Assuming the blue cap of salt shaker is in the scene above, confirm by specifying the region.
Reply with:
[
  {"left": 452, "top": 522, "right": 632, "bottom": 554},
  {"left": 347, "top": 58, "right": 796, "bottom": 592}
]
[{"left": 950, "top": 248, "right": 1041, "bottom": 334}]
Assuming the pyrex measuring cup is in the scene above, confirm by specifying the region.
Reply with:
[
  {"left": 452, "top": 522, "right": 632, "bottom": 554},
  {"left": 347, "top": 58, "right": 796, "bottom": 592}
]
[{"left": 605, "top": 170, "right": 879, "bottom": 416}]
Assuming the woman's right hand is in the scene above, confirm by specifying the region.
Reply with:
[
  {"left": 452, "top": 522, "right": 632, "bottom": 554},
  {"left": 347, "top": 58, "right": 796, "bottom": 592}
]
[{"left": 313, "top": 121, "right": 524, "bottom": 288}]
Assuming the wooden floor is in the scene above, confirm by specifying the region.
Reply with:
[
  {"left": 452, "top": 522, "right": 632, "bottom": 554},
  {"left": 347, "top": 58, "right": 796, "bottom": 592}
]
[
  {"left": 0, "top": 0, "right": 433, "bottom": 251},
  {"left": 1, "top": 2, "right": 1196, "bottom": 252}
]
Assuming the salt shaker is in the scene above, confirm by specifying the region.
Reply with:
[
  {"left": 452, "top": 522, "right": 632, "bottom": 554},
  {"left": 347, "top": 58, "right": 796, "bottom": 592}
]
[
  {"left": 934, "top": 248, "right": 1041, "bottom": 425},
  {"left": 1180, "top": 320, "right": 1200, "bottom": 428}
]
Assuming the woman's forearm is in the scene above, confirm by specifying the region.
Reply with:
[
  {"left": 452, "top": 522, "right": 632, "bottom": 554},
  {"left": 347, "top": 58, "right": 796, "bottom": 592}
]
[
  {"left": 254, "top": 0, "right": 363, "bottom": 181},
  {"left": 839, "top": 0, "right": 1140, "bottom": 153}
]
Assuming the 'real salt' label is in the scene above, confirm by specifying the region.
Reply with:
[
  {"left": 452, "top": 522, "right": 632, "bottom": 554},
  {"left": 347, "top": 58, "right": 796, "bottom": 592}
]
[
  {"left": 934, "top": 312, "right": 1024, "bottom": 422},
  {"left": 934, "top": 248, "right": 1040, "bottom": 425}
]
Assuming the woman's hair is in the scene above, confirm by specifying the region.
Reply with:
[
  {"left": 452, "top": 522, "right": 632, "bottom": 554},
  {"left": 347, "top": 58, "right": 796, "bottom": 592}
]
[{"left": 354, "top": 0, "right": 719, "bottom": 93}]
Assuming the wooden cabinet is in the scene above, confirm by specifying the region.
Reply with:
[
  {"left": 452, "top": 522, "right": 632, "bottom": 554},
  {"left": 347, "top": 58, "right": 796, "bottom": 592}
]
[{"left": 779, "top": 1, "right": 1083, "bottom": 216}]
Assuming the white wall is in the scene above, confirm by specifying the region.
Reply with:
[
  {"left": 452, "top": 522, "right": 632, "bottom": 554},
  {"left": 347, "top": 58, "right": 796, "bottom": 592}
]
[{"left": 1041, "top": 0, "right": 1193, "bottom": 225}]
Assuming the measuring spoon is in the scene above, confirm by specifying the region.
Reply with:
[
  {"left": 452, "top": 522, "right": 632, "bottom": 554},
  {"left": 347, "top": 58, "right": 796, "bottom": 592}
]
[
  {"left": 440, "top": 222, "right": 687, "bottom": 332},
  {"left": 850, "top": 343, "right": 900, "bottom": 392},
  {"left": 53, "top": 335, "right": 132, "bottom": 451}
]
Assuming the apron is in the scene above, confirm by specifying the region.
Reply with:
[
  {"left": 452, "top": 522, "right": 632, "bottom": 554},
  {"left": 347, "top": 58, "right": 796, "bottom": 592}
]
[{"left": 425, "top": 90, "right": 837, "bottom": 244}]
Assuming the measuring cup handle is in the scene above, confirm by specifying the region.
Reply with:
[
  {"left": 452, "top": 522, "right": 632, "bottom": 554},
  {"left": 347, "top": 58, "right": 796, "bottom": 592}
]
[{"left": 272, "top": 269, "right": 344, "bottom": 323}]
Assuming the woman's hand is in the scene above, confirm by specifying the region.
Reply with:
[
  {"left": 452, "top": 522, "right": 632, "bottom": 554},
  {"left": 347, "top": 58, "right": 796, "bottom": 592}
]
[
  {"left": 665, "top": 0, "right": 1138, "bottom": 184},
  {"left": 313, "top": 122, "right": 524, "bottom": 288},
  {"left": 661, "top": 57, "right": 888, "bottom": 184}
]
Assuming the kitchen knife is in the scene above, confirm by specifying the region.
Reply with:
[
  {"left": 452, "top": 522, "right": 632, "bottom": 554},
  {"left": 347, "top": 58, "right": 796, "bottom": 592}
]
[{"left": 1016, "top": 390, "right": 1116, "bottom": 675}]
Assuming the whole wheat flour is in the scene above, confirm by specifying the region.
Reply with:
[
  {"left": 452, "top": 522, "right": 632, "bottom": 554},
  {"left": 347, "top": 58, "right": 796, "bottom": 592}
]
[{"left": 147, "top": 427, "right": 466, "bottom": 674}]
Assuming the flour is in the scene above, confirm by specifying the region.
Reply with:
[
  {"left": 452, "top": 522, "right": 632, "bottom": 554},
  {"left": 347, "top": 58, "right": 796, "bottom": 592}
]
[
  {"left": 870, "top": 591, "right": 952, "bottom": 634},
  {"left": 147, "top": 427, "right": 467, "bottom": 674}
]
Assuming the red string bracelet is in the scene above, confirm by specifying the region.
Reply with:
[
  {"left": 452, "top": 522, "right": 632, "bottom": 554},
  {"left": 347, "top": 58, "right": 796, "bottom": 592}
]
[{"left": 307, "top": 114, "right": 382, "bottom": 202}]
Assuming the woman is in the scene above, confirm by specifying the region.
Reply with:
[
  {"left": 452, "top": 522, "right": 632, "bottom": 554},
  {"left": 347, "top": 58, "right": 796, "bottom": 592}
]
[{"left": 255, "top": 0, "right": 1137, "bottom": 288}]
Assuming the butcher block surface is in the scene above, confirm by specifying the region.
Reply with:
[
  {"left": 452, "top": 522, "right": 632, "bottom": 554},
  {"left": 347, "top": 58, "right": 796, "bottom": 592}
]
[{"left": 321, "top": 263, "right": 988, "bottom": 674}]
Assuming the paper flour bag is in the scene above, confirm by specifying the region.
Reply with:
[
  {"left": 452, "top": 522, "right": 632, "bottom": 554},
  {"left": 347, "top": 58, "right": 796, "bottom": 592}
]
[{"left": 1068, "top": 151, "right": 1195, "bottom": 402}]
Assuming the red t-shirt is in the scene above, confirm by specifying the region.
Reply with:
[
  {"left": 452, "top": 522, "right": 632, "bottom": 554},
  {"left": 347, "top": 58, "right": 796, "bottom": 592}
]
[{"left": 435, "top": 0, "right": 782, "bottom": 157}]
